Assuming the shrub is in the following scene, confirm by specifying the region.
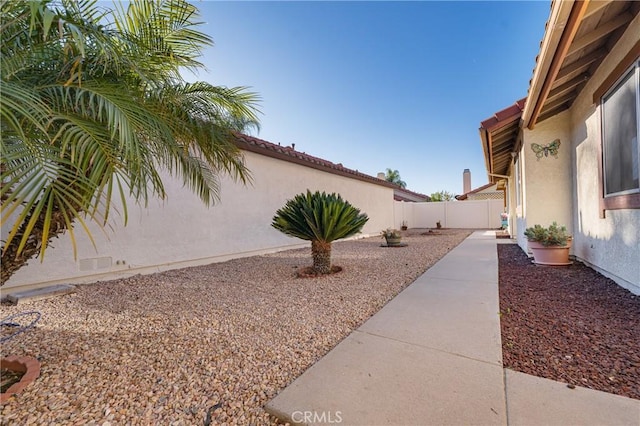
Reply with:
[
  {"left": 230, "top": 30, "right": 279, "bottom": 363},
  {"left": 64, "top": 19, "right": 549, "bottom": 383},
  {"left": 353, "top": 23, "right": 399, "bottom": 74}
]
[
  {"left": 524, "top": 222, "right": 570, "bottom": 246},
  {"left": 272, "top": 190, "right": 369, "bottom": 274}
]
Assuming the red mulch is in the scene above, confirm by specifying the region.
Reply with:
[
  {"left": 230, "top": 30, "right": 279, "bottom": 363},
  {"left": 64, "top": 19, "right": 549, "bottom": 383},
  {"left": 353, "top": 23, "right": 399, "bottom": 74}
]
[{"left": 498, "top": 243, "right": 640, "bottom": 400}]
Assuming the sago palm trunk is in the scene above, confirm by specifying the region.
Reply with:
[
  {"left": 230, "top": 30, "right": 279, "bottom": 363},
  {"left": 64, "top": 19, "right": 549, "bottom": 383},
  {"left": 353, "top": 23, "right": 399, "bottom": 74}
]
[
  {"left": 311, "top": 240, "right": 332, "bottom": 274},
  {"left": 1, "top": 205, "right": 73, "bottom": 286}
]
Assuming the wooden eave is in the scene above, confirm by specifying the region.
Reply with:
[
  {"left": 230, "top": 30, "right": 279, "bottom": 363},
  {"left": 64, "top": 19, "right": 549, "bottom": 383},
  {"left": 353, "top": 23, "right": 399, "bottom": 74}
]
[
  {"left": 523, "top": 0, "right": 640, "bottom": 129},
  {"left": 480, "top": 0, "right": 639, "bottom": 182},
  {"left": 479, "top": 99, "right": 525, "bottom": 181}
]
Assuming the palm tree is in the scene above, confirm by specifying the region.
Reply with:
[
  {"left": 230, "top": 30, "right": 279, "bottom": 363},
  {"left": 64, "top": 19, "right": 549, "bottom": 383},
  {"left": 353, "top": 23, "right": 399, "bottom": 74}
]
[
  {"left": 385, "top": 168, "right": 407, "bottom": 188},
  {"left": 429, "top": 190, "right": 456, "bottom": 201},
  {"left": 272, "top": 190, "right": 369, "bottom": 274},
  {"left": 0, "top": 0, "right": 260, "bottom": 285}
]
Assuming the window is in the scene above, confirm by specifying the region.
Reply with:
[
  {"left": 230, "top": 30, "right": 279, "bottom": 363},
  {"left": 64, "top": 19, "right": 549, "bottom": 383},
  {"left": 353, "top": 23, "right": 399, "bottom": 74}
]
[{"left": 600, "top": 59, "right": 640, "bottom": 210}]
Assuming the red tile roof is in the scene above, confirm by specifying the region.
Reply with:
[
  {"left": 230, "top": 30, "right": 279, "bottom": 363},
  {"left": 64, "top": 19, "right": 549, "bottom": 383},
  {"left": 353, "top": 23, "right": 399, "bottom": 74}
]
[
  {"left": 232, "top": 133, "right": 397, "bottom": 189},
  {"left": 455, "top": 182, "right": 498, "bottom": 200},
  {"left": 480, "top": 98, "right": 526, "bottom": 132},
  {"left": 394, "top": 187, "right": 431, "bottom": 202},
  {"left": 479, "top": 98, "right": 526, "bottom": 179}
]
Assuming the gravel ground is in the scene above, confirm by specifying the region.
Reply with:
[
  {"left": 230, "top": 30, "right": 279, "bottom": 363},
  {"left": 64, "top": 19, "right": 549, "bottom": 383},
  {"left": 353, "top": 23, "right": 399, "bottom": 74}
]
[
  {"left": 498, "top": 243, "right": 640, "bottom": 400},
  {"left": 0, "top": 229, "right": 470, "bottom": 425}
]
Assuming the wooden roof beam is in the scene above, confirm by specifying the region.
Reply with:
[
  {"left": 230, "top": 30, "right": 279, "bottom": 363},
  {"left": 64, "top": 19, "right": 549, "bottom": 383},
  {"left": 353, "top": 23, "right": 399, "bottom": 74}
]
[
  {"left": 487, "top": 131, "right": 495, "bottom": 176},
  {"left": 555, "top": 47, "right": 607, "bottom": 82},
  {"left": 547, "top": 73, "right": 590, "bottom": 102},
  {"left": 543, "top": 91, "right": 577, "bottom": 111},
  {"left": 566, "top": 12, "right": 633, "bottom": 56},
  {"left": 582, "top": 1, "right": 611, "bottom": 19},
  {"left": 527, "top": 1, "right": 590, "bottom": 130}
]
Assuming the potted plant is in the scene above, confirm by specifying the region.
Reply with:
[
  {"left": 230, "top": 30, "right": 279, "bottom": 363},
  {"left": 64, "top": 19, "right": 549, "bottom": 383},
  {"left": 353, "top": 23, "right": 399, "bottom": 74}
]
[
  {"left": 401, "top": 221, "right": 408, "bottom": 231},
  {"left": 524, "top": 222, "right": 572, "bottom": 265},
  {"left": 381, "top": 228, "right": 402, "bottom": 246},
  {"left": 500, "top": 212, "right": 509, "bottom": 230}
]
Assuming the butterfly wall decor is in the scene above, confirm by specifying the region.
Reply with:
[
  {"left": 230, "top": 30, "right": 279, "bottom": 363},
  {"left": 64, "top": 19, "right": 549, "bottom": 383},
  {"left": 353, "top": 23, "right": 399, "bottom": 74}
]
[{"left": 531, "top": 139, "right": 560, "bottom": 160}]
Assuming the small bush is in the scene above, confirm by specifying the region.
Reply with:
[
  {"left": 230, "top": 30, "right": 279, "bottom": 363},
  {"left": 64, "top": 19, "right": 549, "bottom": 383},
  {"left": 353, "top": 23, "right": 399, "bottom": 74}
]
[{"left": 524, "top": 222, "right": 570, "bottom": 246}]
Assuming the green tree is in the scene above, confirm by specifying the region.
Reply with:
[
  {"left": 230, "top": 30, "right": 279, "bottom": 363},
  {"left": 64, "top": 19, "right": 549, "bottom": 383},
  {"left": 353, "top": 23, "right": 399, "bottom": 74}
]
[
  {"left": 385, "top": 168, "right": 407, "bottom": 188},
  {"left": 272, "top": 190, "right": 369, "bottom": 274},
  {"left": 430, "top": 190, "right": 456, "bottom": 202},
  {"left": 0, "top": 0, "right": 260, "bottom": 285}
]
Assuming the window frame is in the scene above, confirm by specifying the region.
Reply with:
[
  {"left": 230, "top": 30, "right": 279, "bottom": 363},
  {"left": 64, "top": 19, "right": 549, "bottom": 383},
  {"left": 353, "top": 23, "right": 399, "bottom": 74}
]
[{"left": 597, "top": 56, "right": 640, "bottom": 214}]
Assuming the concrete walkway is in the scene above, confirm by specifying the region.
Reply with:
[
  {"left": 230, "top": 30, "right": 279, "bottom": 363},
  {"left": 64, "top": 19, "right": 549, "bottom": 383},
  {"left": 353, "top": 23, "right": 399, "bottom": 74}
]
[{"left": 266, "top": 231, "right": 640, "bottom": 425}]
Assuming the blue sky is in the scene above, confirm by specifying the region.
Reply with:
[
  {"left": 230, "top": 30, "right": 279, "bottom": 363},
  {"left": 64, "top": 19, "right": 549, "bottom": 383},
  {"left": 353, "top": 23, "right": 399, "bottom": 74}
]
[{"left": 187, "top": 1, "right": 550, "bottom": 196}]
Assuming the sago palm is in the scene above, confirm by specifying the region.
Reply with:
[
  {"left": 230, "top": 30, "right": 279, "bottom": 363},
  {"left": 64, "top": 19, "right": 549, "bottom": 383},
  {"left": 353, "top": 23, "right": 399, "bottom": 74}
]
[
  {"left": 0, "top": 0, "right": 260, "bottom": 284},
  {"left": 272, "top": 190, "right": 369, "bottom": 274}
]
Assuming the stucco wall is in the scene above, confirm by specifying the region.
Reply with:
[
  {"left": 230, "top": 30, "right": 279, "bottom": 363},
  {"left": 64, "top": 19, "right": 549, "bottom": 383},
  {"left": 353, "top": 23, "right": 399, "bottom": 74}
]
[
  {"left": 519, "top": 110, "right": 574, "bottom": 252},
  {"left": 567, "top": 12, "right": 640, "bottom": 293},
  {"left": 2, "top": 150, "right": 394, "bottom": 292}
]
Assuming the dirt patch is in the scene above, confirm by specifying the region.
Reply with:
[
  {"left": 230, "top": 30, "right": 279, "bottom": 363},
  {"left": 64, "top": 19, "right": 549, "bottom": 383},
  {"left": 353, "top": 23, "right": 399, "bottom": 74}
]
[
  {"left": 295, "top": 265, "right": 343, "bottom": 278},
  {"left": 498, "top": 244, "right": 640, "bottom": 400}
]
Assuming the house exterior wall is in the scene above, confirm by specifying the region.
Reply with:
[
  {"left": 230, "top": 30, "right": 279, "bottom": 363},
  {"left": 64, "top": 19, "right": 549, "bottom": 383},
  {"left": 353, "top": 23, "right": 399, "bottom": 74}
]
[
  {"left": 510, "top": 12, "right": 640, "bottom": 293},
  {"left": 2, "top": 150, "right": 394, "bottom": 292},
  {"left": 508, "top": 159, "right": 520, "bottom": 238},
  {"left": 517, "top": 110, "right": 574, "bottom": 251},
  {"left": 567, "top": 12, "right": 640, "bottom": 294}
]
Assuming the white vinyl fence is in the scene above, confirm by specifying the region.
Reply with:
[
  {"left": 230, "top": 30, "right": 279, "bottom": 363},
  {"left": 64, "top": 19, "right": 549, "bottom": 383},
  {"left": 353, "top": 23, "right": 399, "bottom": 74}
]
[{"left": 393, "top": 199, "right": 504, "bottom": 229}]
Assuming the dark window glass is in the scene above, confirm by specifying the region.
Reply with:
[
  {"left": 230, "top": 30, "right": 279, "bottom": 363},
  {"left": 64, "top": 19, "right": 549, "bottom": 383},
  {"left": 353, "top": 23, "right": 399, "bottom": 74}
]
[{"left": 602, "top": 65, "right": 639, "bottom": 196}]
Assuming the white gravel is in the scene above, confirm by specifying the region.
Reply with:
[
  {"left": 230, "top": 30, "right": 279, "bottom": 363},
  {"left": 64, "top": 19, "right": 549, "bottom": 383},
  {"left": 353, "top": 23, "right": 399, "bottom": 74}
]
[{"left": 0, "top": 229, "right": 471, "bottom": 425}]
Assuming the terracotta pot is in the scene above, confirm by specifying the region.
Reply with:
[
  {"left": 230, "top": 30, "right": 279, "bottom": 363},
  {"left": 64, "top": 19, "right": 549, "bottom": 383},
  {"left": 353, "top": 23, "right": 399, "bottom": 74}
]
[
  {"left": 1, "top": 356, "right": 41, "bottom": 403},
  {"left": 528, "top": 241, "right": 571, "bottom": 265}
]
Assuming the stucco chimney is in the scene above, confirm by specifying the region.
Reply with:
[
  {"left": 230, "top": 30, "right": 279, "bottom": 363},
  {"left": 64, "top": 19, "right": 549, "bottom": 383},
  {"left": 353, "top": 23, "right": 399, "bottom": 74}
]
[
  {"left": 463, "top": 169, "right": 471, "bottom": 194},
  {"left": 377, "top": 172, "right": 386, "bottom": 180}
]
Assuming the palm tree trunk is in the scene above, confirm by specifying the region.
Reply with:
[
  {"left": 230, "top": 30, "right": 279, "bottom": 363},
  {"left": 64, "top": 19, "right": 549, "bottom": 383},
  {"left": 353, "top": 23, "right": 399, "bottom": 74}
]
[
  {"left": 1, "top": 206, "right": 71, "bottom": 286},
  {"left": 311, "top": 240, "right": 332, "bottom": 274}
]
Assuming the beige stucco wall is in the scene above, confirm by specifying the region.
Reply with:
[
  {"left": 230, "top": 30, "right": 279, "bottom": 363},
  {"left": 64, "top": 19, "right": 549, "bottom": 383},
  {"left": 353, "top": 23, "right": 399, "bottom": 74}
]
[
  {"left": 2, "top": 150, "right": 394, "bottom": 292},
  {"left": 517, "top": 110, "right": 574, "bottom": 251},
  {"left": 507, "top": 160, "right": 519, "bottom": 238},
  {"left": 567, "top": 12, "right": 640, "bottom": 293},
  {"left": 510, "top": 12, "right": 639, "bottom": 293}
]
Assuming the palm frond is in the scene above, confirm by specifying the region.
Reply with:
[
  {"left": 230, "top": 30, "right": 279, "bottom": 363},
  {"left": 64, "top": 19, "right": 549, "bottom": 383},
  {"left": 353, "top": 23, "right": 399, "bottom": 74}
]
[
  {"left": 1, "top": 0, "right": 261, "bottom": 284},
  {"left": 272, "top": 191, "right": 369, "bottom": 243}
]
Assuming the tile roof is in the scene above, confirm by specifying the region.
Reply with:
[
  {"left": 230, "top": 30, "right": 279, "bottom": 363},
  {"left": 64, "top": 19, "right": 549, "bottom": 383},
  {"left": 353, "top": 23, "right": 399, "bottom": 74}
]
[
  {"left": 479, "top": 98, "right": 526, "bottom": 132},
  {"left": 480, "top": 1, "right": 639, "bottom": 180},
  {"left": 479, "top": 98, "right": 526, "bottom": 179},
  {"left": 232, "top": 133, "right": 397, "bottom": 189},
  {"left": 523, "top": 1, "right": 639, "bottom": 129},
  {"left": 455, "top": 182, "right": 499, "bottom": 200},
  {"left": 394, "top": 187, "right": 431, "bottom": 202}
]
